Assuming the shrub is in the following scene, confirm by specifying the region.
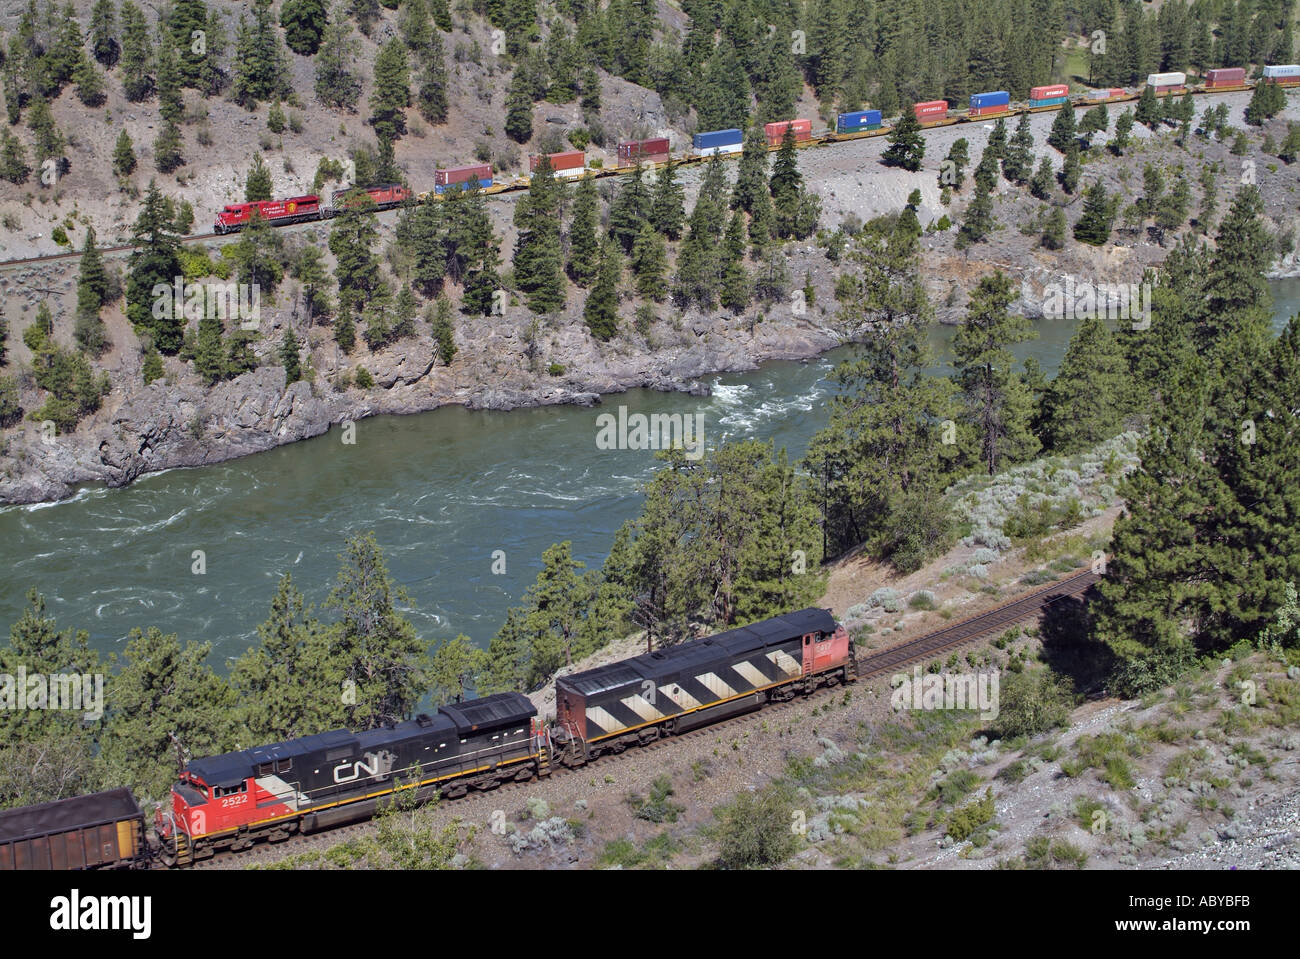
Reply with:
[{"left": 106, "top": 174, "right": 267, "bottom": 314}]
[
  {"left": 627, "top": 776, "right": 684, "bottom": 824},
  {"left": 716, "top": 785, "right": 797, "bottom": 869},
  {"left": 946, "top": 788, "right": 995, "bottom": 841},
  {"left": 547, "top": 362, "right": 566, "bottom": 376},
  {"left": 354, "top": 366, "right": 374, "bottom": 388},
  {"left": 993, "top": 668, "right": 1074, "bottom": 739}
]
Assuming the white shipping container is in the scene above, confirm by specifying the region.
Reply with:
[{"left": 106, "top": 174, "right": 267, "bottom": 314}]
[
  {"left": 1263, "top": 64, "right": 1300, "bottom": 78},
  {"left": 696, "top": 143, "right": 745, "bottom": 157},
  {"left": 1146, "top": 71, "right": 1186, "bottom": 87}
]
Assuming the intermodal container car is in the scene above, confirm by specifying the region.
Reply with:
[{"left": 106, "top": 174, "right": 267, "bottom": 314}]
[
  {"left": 763, "top": 118, "right": 812, "bottom": 146},
  {"left": 1204, "top": 67, "right": 1246, "bottom": 88},
  {"left": 836, "top": 109, "right": 883, "bottom": 133},
  {"left": 1146, "top": 71, "right": 1186, "bottom": 91},
  {"left": 330, "top": 183, "right": 411, "bottom": 211},
  {"left": 968, "top": 90, "right": 1010, "bottom": 116},
  {"left": 913, "top": 100, "right": 949, "bottom": 122},
  {"left": 1262, "top": 63, "right": 1300, "bottom": 82},
  {"left": 693, "top": 128, "right": 744, "bottom": 155},
  {"left": 434, "top": 163, "right": 493, "bottom": 193},
  {"left": 529, "top": 150, "right": 586, "bottom": 177},
  {"left": 617, "top": 137, "right": 671, "bottom": 165},
  {"left": 1085, "top": 87, "right": 1127, "bottom": 99},
  {"left": 0, "top": 788, "right": 147, "bottom": 870}
]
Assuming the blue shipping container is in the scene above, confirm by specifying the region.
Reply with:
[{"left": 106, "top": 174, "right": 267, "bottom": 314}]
[
  {"left": 837, "top": 109, "right": 883, "bottom": 132},
  {"left": 435, "top": 178, "right": 493, "bottom": 194},
  {"left": 693, "top": 128, "right": 743, "bottom": 149},
  {"left": 1028, "top": 96, "right": 1069, "bottom": 108},
  {"left": 970, "top": 90, "right": 1010, "bottom": 108}
]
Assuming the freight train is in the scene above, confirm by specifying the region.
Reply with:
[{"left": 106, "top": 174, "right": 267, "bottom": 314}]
[
  {"left": 208, "top": 63, "right": 1297, "bottom": 235},
  {"left": 0, "top": 606, "right": 854, "bottom": 868}
]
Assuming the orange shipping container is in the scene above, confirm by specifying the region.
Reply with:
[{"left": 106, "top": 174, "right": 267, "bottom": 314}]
[
  {"left": 763, "top": 119, "right": 812, "bottom": 144},
  {"left": 913, "top": 100, "right": 949, "bottom": 119},
  {"left": 1030, "top": 83, "right": 1069, "bottom": 100},
  {"left": 529, "top": 150, "right": 585, "bottom": 172}
]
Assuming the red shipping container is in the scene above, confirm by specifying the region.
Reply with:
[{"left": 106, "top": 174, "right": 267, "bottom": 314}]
[
  {"left": 763, "top": 119, "right": 812, "bottom": 144},
  {"left": 529, "top": 150, "right": 585, "bottom": 172},
  {"left": 617, "top": 138, "right": 670, "bottom": 163},
  {"left": 1205, "top": 67, "right": 1246, "bottom": 87},
  {"left": 1030, "top": 83, "right": 1069, "bottom": 100},
  {"left": 969, "top": 105, "right": 1010, "bottom": 117},
  {"left": 436, "top": 163, "right": 492, "bottom": 186},
  {"left": 913, "top": 100, "right": 948, "bottom": 119}
]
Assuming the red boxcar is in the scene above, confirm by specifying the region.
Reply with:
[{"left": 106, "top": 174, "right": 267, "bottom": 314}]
[
  {"left": 1205, "top": 67, "right": 1246, "bottom": 88},
  {"left": 764, "top": 118, "right": 812, "bottom": 145},
  {"left": 913, "top": 100, "right": 949, "bottom": 121},
  {"left": 617, "top": 137, "right": 670, "bottom": 165},
  {"left": 529, "top": 150, "right": 585, "bottom": 174},
  {"left": 213, "top": 195, "right": 321, "bottom": 234},
  {"left": 1030, "top": 83, "right": 1070, "bottom": 100}
]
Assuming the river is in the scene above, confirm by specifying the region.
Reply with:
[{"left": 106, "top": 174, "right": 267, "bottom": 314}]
[{"left": 3, "top": 281, "right": 1296, "bottom": 665}]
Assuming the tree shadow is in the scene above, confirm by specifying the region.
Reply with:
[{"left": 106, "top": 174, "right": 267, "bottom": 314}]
[{"left": 1037, "top": 584, "right": 1114, "bottom": 697}]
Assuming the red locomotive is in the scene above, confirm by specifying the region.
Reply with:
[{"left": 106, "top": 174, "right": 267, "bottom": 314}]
[{"left": 213, "top": 195, "right": 322, "bottom": 234}]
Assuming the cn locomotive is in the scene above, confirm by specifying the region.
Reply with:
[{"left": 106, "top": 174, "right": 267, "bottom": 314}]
[{"left": 146, "top": 606, "right": 851, "bottom": 865}]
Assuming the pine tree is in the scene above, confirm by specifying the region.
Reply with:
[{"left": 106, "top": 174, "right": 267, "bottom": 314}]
[
  {"left": 513, "top": 160, "right": 565, "bottom": 314},
  {"left": 1042, "top": 206, "right": 1067, "bottom": 249},
  {"left": 74, "top": 228, "right": 109, "bottom": 356},
  {"left": 1058, "top": 145, "right": 1081, "bottom": 193},
  {"left": 73, "top": 53, "right": 107, "bottom": 107},
  {"left": 566, "top": 173, "right": 600, "bottom": 286},
  {"left": 649, "top": 159, "right": 685, "bottom": 239},
  {"left": 280, "top": 326, "right": 302, "bottom": 382},
  {"left": 195, "top": 8, "right": 228, "bottom": 95},
  {"left": 315, "top": 5, "right": 361, "bottom": 109},
  {"left": 630, "top": 219, "right": 668, "bottom": 302},
  {"left": 281, "top": 0, "right": 327, "bottom": 56},
  {"left": 126, "top": 181, "right": 183, "bottom": 352},
  {"left": 153, "top": 118, "right": 184, "bottom": 173},
  {"left": 430, "top": 296, "right": 456, "bottom": 364},
  {"left": 1134, "top": 83, "right": 1158, "bottom": 127},
  {"left": 719, "top": 208, "right": 750, "bottom": 313},
  {"left": 1245, "top": 79, "right": 1286, "bottom": 126},
  {"left": 1002, "top": 114, "right": 1034, "bottom": 184},
  {"left": 329, "top": 199, "right": 380, "bottom": 316},
  {"left": 369, "top": 37, "right": 410, "bottom": 140},
  {"left": 584, "top": 238, "right": 621, "bottom": 340},
  {"left": 883, "top": 105, "right": 925, "bottom": 171},
  {"left": 1073, "top": 181, "right": 1115, "bottom": 245},
  {"left": 609, "top": 163, "right": 651, "bottom": 254},
  {"left": 733, "top": 125, "right": 769, "bottom": 213},
  {"left": 195, "top": 314, "right": 225, "bottom": 385},
  {"left": 155, "top": 35, "right": 185, "bottom": 122},
  {"left": 90, "top": 0, "right": 120, "bottom": 67},
  {"left": 1030, "top": 155, "right": 1053, "bottom": 199},
  {"left": 142, "top": 344, "right": 164, "bottom": 384},
  {"left": 232, "top": 0, "right": 290, "bottom": 107},
  {"left": 245, "top": 152, "right": 273, "bottom": 201},
  {"left": 0, "top": 129, "right": 30, "bottom": 184},
  {"left": 333, "top": 307, "right": 356, "bottom": 352},
  {"left": 1047, "top": 102, "right": 1077, "bottom": 152},
  {"left": 952, "top": 271, "right": 1039, "bottom": 473},
  {"left": 942, "top": 138, "right": 969, "bottom": 191},
  {"left": 117, "top": 0, "right": 151, "bottom": 100},
  {"left": 986, "top": 117, "right": 1008, "bottom": 161},
  {"left": 1111, "top": 108, "right": 1134, "bottom": 155},
  {"left": 169, "top": 0, "right": 209, "bottom": 86},
  {"left": 112, "top": 129, "right": 135, "bottom": 177},
  {"left": 28, "top": 97, "right": 65, "bottom": 171},
  {"left": 414, "top": 29, "right": 448, "bottom": 123},
  {"left": 504, "top": 67, "right": 533, "bottom": 143},
  {"left": 1041, "top": 314, "right": 1130, "bottom": 451}
]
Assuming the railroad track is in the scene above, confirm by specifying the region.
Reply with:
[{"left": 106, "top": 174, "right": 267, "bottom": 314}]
[
  {"left": 190, "top": 565, "right": 1099, "bottom": 869},
  {"left": 0, "top": 86, "right": 1256, "bottom": 270}
]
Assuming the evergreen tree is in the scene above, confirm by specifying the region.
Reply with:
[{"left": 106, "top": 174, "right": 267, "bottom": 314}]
[
  {"left": 1134, "top": 83, "right": 1158, "bottom": 127},
  {"left": 195, "top": 313, "right": 225, "bottom": 385},
  {"left": 245, "top": 152, "right": 273, "bottom": 201},
  {"left": 608, "top": 163, "right": 651, "bottom": 254},
  {"left": 430, "top": 296, "right": 455, "bottom": 364},
  {"left": 141, "top": 345, "right": 164, "bottom": 384},
  {"left": 504, "top": 67, "right": 533, "bottom": 143},
  {"left": 126, "top": 181, "right": 183, "bottom": 353},
  {"left": 73, "top": 53, "right": 107, "bottom": 107},
  {"left": 232, "top": 0, "right": 290, "bottom": 107},
  {"left": 369, "top": 37, "right": 410, "bottom": 140},
  {"left": 1042, "top": 314, "right": 1130, "bottom": 452},
  {"left": 1047, "top": 102, "right": 1076, "bottom": 152},
  {"left": 719, "top": 208, "right": 750, "bottom": 313},
  {"left": 1002, "top": 114, "right": 1034, "bottom": 184},
  {"left": 1073, "top": 181, "right": 1115, "bottom": 245},
  {"left": 733, "top": 124, "right": 769, "bottom": 214},
  {"left": 943, "top": 138, "right": 969, "bottom": 190},
  {"left": 584, "top": 238, "right": 621, "bottom": 340},
  {"left": 74, "top": 228, "right": 109, "bottom": 355},
  {"left": 111, "top": 129, "right": 135, "bottom": 177},
  {"left": 566, "top": 173, "right": 600, "bottom": 286},
  {"left": 168, "top": 0, "right": 209, "bottom": 86},
  {"left": 315, "top": 5, "right": 361, "bottom": 110},
  {"left": 281, "top": 0, "right": 327, "bottom": 55},
  {"left": 649, "top": 159, "right": 685, "bottom": 239},
  {"left": 1029, "top": 155, "right": 1053, "bottom": 199},
  {"left": 0, "top": 129, "right": 30, "bottom": 184},
  {"left": 414, "top": 29, "right": 448, "bottom": 123},
  {"left": 153, "top": 119, "right": 184, "bottom": 173},
  {"left": 1058, "top": 145, "right": 1081, "bottom": 193},
  {"left": 952, "top": 271, "right": 1039, "bottom": 474},
  {"left": 329, "top": 198, "right": 380, "bottom": 316},
  {"left": 1245, "top": 79, "right": 1286, "bottom": 126},
  {"left": 513, "top": 160, "right": 565, "bottom": 314},
  {"left": 90, "top": 0, "right": 120, "bottom": 67},
  {"left": 280, "top": 326, "right": 302, "bottom": 383},
  {"left": 630, "top": 220, "right": 668, "bottom": 301},
  {"left": 1111, "top": 108, "right": 1134, "bottom": 154},
  {"left": 882, "top": 105, "right": 925, "bottom": 171}
]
